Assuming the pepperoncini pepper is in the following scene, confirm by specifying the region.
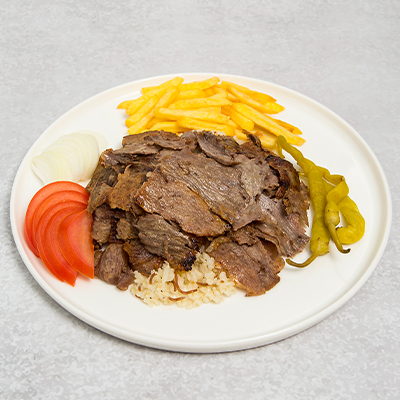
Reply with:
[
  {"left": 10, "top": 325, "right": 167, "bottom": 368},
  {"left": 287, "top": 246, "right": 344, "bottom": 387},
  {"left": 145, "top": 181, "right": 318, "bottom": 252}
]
[
  {"left": 277, "top": 135, "right": 365, "bottom": 267},
  {"left": 323, "top": 178, "right": 365, "bottom": 245},
  {"left": 277, "top": 136, "right": 330, "bottom": 267},
  {"left": 336, "top": 196, "right": 365, "bottom": 244},
  {"left": 324, "top": 180, "right": 350, "bottom": 253}
]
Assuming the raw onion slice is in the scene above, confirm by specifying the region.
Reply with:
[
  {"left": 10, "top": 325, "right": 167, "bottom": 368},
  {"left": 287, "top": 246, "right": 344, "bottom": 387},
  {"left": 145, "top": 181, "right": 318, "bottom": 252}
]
[{"left": 31, "top": 130, "right": 107, "bottom": 184}]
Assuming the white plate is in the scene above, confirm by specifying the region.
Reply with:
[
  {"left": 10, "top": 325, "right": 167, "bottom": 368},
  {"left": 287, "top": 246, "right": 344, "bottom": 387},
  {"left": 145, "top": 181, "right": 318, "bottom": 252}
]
[{"left": 10, "top": 73, "right": 392, "bottom": 353}]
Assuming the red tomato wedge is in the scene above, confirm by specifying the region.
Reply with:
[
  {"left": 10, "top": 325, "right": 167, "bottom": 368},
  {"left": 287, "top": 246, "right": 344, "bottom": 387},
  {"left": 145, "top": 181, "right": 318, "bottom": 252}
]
[
  {"left": 25, "top": 181, "right": 88, "bottom": 256},
  {"left": 58, "top": 210, "right": 94, "bottom": 279},
  {"left": 35, "top": 200, "right": 87, "bottom": 259},
  {"left": 37, "top": 206, "right": 84, "bottom": 286},
  {"left": 31, "top": 190, "right": 89, "bottom": 254},
  {"left": 24, "top": 181, "right": 95, "bottom": 286}
]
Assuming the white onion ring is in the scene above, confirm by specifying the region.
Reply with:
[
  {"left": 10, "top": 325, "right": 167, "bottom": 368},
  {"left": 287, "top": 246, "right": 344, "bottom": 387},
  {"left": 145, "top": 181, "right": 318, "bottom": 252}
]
[{"left": 31, "top": 130, "right": 108, "bottom": 184}]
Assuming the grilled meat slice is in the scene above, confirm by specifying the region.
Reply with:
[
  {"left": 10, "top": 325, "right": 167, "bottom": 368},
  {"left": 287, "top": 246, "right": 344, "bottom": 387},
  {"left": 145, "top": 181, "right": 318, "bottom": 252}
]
[
  {"left": 238, "top": 133, "right": 274, "bottom": 159},
  {"left": 107, "top": 166, "right": 148, "bottom": 213},
  {"left": 91, "top": 204, "right": 115, "bottom": 244},
  {"left": 94, "top": 243, "right": 130, "bottom": 286},
  {"left": 136, "top": 214, "right": 203, "bottom": 271},
  {"left": 266, "top": 154, "right": 309, "bottom": 225},
  {"left": 208, "top": 237, "right": 284, "bottom": 296},
  {"left": 194, "top": 130, "right": 240, "bottom": 165},
  {"left": 157, "top": 150, "right": 251, "bottom": 227},
  {"left": 116, "top": 212, "right": 137, "bottom": 241},
  {"left": 91, "top": 204, "right": 130, "bottom": 245},
  {"left": 121, "top": 130, "right": 185, "bottom": 149},
  {"left": 123, "top": 239, "right": 164, "bottom": 276},
  {"left": 253, "top": 193, "right": 309, "bottom": 257},
  {"left": 86, "top": 163, "right": 118, "bottom": 214},
  {"left": 135, "top": 167, "right": 229, "bottom": 237}
]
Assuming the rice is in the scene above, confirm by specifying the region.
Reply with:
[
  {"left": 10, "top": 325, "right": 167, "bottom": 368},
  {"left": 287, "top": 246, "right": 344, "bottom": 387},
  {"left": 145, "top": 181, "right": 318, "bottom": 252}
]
[{"left": 129, "top": 251, "right": 237, "bottom": 309}]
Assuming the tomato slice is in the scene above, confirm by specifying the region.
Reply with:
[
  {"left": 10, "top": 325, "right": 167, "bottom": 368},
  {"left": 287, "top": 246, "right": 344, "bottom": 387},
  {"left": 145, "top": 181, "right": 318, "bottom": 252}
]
[
  {"left": 37, "top": 206, "right": 84, "bottom": 286},
  {"left": 36, "top": 200, "right": 87, "bottom": 257},
  {"left": 30, "top": 190, "right": 89, "bottom": 256},
  {"left": 58, "top": 210, "right": 94, "bottom": 279},
  {"left": 25, "top": 181, "right": 88, "bottom": 256}
]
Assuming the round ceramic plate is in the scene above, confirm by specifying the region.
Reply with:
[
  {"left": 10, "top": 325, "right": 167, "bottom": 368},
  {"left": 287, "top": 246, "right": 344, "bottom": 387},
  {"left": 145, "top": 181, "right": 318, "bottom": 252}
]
[{"left": 10, "top": 73, "right": 392, "bottom": 353}]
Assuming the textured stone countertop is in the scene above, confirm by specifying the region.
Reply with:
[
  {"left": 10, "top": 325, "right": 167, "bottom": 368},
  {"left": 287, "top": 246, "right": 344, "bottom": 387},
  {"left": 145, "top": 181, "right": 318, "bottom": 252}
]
[{"left": 1, "top": 1, "right": 399, "bottom": 399}]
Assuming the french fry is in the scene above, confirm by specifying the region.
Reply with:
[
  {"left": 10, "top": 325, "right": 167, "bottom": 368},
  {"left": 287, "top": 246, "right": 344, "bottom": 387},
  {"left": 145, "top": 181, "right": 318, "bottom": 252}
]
[
  {"left": 140, "top": 77, "right": 184, "bottom": 95},
  {"left": 221, "top": 81, "right": 277, "bottom": 103},
  {"left": 155, "top": 86, "right": 180, "bottom": 109},
  {"left": 118, "top": 76, "right": 305, "bottom": 149},
  {"left": 227, "top": 119, "right": 240, "bottom": 128},
  {"left": 176, "top": 89, "right": 207, "bottom": 100},
  {"left": 125, "top": 95, "right": 160, "bottom": 127},
  {"left": 203, "top": 88, "right": 215, "bottom": 96},
  {"left": 253, "top": 130, "right": 278, "bottom": 149},
  {"left": 127, "top": 113, "right": 154, "bottom": 135},
  {"left": 210, "top": 90, "right": 228, "bottom": 99},
  {"left": 222, "top": 105, "right": 254, "bottom": 131},
  {"left": 226, "top": 85, "right": 285, "bottom": 114},
  {"left": 225, "top": 119, "right": 248, "bottom": 141},
  {"left": 149, "top": 121, "right": 187, "bottom": 133},
  {"left": 269, "top": 117, "right": 302, "bottom": 134},
  {"left": 234, "top": 130, "right": 248, "bottom": 141},
  {"left": 232, "top": 102, "right": 305, "bottom": 146},
  {"left": 213, "top": 85, "right": 237, "bottom": 101},
  {"left": 155, "top": 107, "right": 229, "bottom": 124},
  {"left": 117, "top": 100, "right": 132, "bottom": 110},
  {"left": 126, "top": 77, "right": 184, "bottom": 115},
  {"left": 292, "top": 127, "right": 302, "bottom": 135},
  {"left": 126, "top": 89, "right": 163, "bottom": 117},
  {"left": 169, "top": 94, "right": 231, "bottom": 109},
  {"left": 177, "top": 117, "right": 235, "bottom": 137},
  {"left": 179, "top": 77, "right": 220, "bottom": 91}
]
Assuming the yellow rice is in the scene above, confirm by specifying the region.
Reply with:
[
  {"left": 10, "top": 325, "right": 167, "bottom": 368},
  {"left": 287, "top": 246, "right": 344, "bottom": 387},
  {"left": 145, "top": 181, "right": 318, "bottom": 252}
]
[{"left": 129, "top": 251, "right": 237, "bottom": 308}]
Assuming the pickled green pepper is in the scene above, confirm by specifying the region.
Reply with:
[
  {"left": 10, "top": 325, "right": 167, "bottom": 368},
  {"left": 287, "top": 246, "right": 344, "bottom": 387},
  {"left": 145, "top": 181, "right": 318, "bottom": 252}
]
[{"left": 277, "top": 135, "right": 365, "bottom": 267}]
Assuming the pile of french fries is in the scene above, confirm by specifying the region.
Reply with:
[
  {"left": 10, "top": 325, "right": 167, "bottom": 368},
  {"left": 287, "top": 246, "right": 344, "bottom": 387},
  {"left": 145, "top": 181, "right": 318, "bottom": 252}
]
[{"left": 117, "top": 76, "right": 305, "bottom": 149}]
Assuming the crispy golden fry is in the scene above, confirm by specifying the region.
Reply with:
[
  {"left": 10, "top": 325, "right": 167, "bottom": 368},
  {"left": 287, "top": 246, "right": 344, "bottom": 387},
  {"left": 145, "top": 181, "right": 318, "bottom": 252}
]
[
  {"left": 177, "top": 117, "right": 235, "bottom": 137},
  {"left": 234, "top": 130, "right": 248, "bottom": 141},
  {"left": 221, "top": 105, "right": 254, "bottom": 131},
  {"left": 176, "top": 89, "right": 207, "bottom": 100},
  {"left": 221, "top": 81, "right": 277, "bottom": 103},
  {"left": 226, "top": 118, "right": 240, "bottom": 128},
  {"left": 126, "top": 77, "right": 184, "bottom": 115},
  {"left": 155, "top": 86, "right": 180, "bottom": 109},
  {"left": 126, "top": 89, "right": 163, "bottom": 117},
  {"left": 226, "top": 85, "right": 285, "bottom": 114},
  {"left": 292, "top": 127, "right": 302, "bottom": 135},
  {"left": 125, "top": 84, "right": 180, "bottom": 126},
  {"left": 125, "top": 95, "right": 159, "bottom": 127},
  {"left": 253, "top": 130, "right": 278, "bottom": 149},
  {"left": 127, "top": 113, "right": 154, "bottom": 135},
  {"left": 155, "top": 107, "right": 229, "bottom": 124},
  {"left": 119, "top": 76, "right": 305, "bottom": 148},
  {"left": 140, "top": 77, "right": 184, "bottom": 95},
  {"left": 117, "top": 100, "right": 132, "bottom": 110},
  {"left": 203, "top": 88, "right": 215, "bottom": 96},
  {"left": 179, "top": 76, "right": 220, "bottom": 91},
  {"left": 213, "top": 85, "right": 237, "bottom": 101},
  {"left": 232, "top": 102, "right": 305, "bottom": 146},
  {"left": 169, "top": 94, "right": 231, "bottom": 109},
  {"left": 269, "top": 117, "right": 303, "bottom": 134},
  {"left": 210, "top": 90, "right": 228, "bottom": 99},
  {"left": 149, "top": 120, "right": 187, "bottom": 132},
  {"left": 225, "top": 119, "right": 249, "bottom": 141}
]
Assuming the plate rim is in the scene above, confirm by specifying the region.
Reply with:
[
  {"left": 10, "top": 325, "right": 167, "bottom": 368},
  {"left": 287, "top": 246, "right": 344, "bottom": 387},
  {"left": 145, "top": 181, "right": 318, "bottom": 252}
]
[{"left": 10, "top": 72, "right": 393, "bottom": 353}]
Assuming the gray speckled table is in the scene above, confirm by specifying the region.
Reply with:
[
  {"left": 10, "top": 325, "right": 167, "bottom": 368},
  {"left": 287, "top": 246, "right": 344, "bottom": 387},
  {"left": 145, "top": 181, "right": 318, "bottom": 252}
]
[{"left": 1, "top": 1, "right": 399, "bottom": 399}]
